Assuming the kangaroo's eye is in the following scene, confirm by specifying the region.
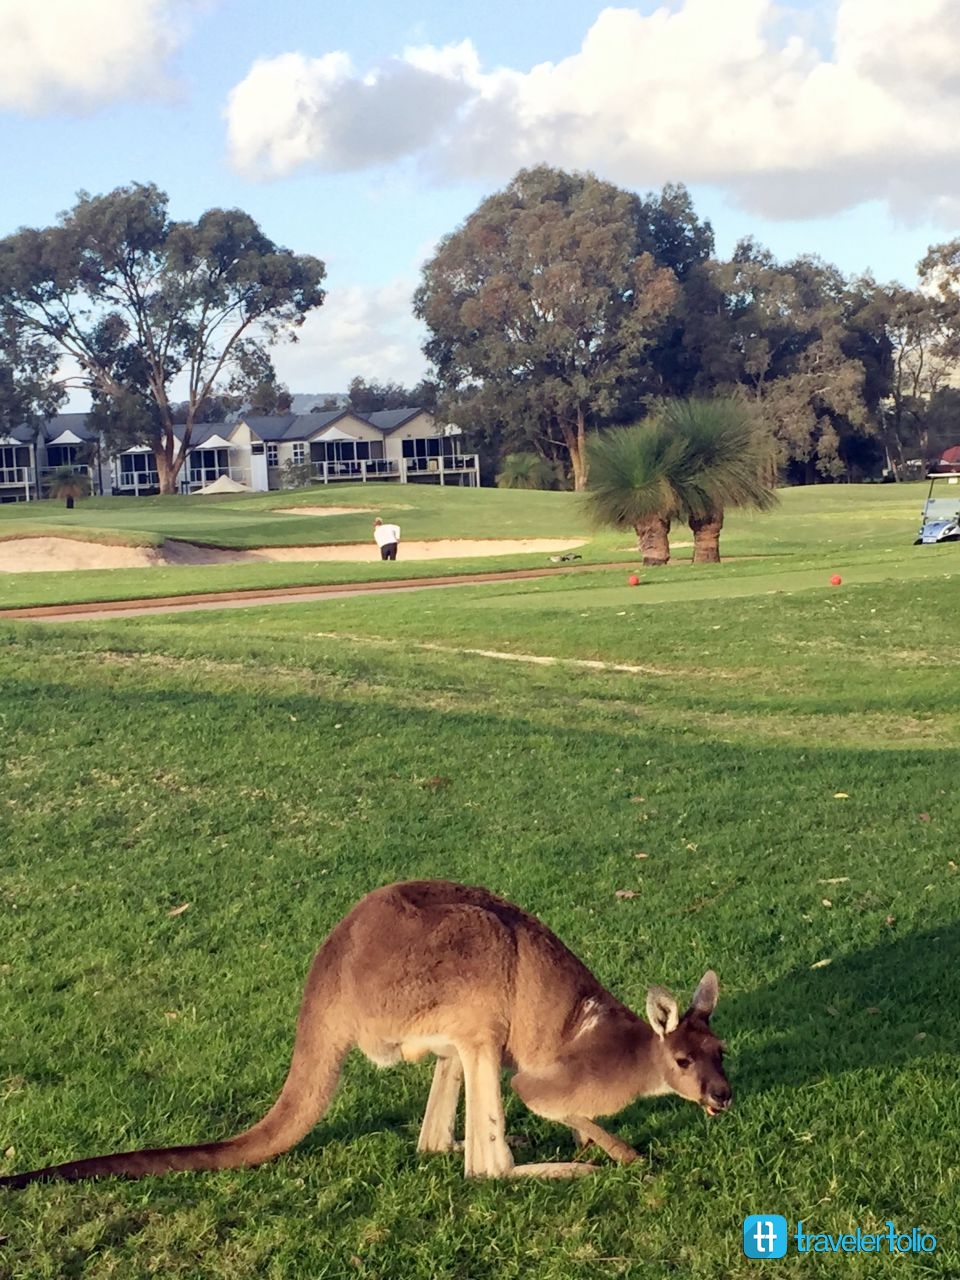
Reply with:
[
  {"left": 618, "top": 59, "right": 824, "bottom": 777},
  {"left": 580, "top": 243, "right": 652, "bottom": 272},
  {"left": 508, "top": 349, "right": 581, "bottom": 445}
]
[{"left": 675, "top": 1056, "right": 691, "bottom": 1070}]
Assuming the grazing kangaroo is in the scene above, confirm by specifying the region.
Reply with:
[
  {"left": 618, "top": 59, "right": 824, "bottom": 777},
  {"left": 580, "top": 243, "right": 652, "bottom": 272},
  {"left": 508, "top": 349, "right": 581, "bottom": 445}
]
[{"left": 0, "top": 880, "right": 731, "bottom": 1187}]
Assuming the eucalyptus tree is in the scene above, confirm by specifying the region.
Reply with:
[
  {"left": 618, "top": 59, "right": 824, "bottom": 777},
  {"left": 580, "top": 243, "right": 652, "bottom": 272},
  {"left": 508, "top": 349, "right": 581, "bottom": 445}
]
[
  {"left": 0, "top": 183, "right": 326, "bottom": 493},
  {"left": 415, "top": 166, "right": 679, "bottom": 490},
  {"left": 0, "top": 313, "right": 64, "bottom": 433},
  {"left": 717, "top": 242, "right": 885, "bottom": 482}
]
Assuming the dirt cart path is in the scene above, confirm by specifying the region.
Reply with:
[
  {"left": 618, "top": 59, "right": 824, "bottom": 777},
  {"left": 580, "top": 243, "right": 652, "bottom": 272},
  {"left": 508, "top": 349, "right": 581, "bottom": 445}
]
[{"left": 0, "top": 562, "right": 629, "bottom": 623}]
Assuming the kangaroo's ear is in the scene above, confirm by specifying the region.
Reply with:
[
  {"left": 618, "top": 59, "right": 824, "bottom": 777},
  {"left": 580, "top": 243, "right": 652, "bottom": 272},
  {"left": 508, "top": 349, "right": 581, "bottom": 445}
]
[
  {"left": 646, "top": 985, "right": 680, "bottom": 1039},
  {"left": 689, "top": 970, "right": 719, "bottom": 1018}
]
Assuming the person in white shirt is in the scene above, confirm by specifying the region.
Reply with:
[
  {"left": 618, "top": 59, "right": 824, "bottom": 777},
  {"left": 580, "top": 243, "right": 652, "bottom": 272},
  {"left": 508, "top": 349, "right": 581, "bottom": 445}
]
[{"left": 373, "top": 516, "right": 401, "bottom": 561}]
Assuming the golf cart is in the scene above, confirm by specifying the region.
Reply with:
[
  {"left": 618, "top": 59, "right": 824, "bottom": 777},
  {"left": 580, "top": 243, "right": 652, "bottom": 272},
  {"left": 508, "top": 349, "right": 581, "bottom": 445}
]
[{"left": 915, "top": 470, "right": 960, "bottom": 544}]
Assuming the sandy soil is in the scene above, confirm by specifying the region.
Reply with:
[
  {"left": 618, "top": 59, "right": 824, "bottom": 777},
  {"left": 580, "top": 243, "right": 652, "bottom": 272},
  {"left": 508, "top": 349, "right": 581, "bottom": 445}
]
[
  {"left": 274, "top": 506, "right": 374, "bottom": 516},
  {"left": 0, "top": 536, "right": 586, "bottom": 573}
]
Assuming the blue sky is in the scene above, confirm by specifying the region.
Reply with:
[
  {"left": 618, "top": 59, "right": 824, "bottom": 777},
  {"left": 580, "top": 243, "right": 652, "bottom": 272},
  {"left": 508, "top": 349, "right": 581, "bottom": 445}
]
[{"left": 2, "top": 0, "right": 958, "bottom": 406}]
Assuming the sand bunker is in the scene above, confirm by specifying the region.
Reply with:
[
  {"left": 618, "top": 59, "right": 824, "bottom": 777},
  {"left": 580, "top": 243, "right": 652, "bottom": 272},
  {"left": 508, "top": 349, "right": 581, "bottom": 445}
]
[
  {"left": 274, "top": 506, "right": 373, "bottom": 516},
  {"left": 0, "top": 536, "right": 586, "bottom": 573}
]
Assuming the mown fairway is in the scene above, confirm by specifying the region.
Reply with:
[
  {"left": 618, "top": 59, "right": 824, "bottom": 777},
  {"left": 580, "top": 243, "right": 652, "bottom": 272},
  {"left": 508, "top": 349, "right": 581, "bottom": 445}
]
[
  {"left": 0, "top": 484, "right": 958, "bottom": 1278},
  {"left": 0, "top": 479, "right": 938, "bottom": 609}
]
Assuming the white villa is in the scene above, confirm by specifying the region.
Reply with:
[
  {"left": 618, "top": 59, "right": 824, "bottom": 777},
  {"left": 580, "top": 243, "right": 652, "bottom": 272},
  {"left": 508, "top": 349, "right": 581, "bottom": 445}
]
[{"left": 0, "top": 408, "right": 478, "bottom": 502}]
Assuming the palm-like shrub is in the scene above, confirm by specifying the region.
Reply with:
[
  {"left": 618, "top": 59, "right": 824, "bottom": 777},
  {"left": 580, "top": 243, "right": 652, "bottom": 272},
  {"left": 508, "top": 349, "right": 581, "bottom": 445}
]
[
  {"left": 584, "top": 398, "right": 777, "bottom": 565},
  {"left": 46, "top": 466, "right": 91, "bottom": 508},
  {"left": 495, "top": 452, "right": 564, "bottom": 491},
  {"left": 584, "top": 421, "right": 687, "bottom": 565},
  {"left": 664, "top": 398, "right": 777, "bottom": 563}
]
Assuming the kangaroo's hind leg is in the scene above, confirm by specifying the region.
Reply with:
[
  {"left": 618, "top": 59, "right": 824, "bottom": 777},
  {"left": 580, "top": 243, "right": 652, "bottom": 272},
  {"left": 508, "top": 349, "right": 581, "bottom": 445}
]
[
  {"left": 459, "top": 1042, "right": 515, "bottom": 1178},
  {"left": 417, "top": 1054, "right": 463, "bottom": 1154}
]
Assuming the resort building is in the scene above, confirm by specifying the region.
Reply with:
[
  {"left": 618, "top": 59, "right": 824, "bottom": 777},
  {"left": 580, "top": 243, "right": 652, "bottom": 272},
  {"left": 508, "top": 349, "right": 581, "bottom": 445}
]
[{"left": 1, "top": 408, "right": 478, "bottom": 501}]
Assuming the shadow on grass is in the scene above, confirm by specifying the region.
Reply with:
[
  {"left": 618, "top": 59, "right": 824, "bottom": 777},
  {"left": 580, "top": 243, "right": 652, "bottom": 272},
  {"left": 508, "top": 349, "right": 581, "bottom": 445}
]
[{"left": 730, "top": 919, "right": 959, "bottom": 1088}]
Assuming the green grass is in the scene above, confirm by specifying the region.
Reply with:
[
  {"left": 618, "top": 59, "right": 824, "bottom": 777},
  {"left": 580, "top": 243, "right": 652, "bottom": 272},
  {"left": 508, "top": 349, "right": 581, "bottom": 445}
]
[
  {"left": 0, "top": 482, "right": 958, "bottom": 1277},
  {"left": 0, "top": 484, "right": 592, "bottom": 548},
  {"left": 0, "top": 479, "right": 937, "bottom": 610}
]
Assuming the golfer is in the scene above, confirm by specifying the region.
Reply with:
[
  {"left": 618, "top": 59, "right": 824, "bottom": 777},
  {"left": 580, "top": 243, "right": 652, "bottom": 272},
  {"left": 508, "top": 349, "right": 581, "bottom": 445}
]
[{"left": 373, "top": 516, "right": 401, "bottom": 561}]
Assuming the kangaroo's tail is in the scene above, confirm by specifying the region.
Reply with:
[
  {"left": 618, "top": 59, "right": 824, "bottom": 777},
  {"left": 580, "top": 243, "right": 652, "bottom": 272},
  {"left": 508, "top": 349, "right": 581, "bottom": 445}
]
[{"left": 0, "top": 946, "right": 352, "bottom": 1189}]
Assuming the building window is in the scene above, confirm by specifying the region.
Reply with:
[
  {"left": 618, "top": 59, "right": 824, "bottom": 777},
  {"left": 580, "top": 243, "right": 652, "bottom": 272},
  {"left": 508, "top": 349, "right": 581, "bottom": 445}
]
[
  {"left": 292, "top": 442, "right": 306, "bottom": 464},
  {"left": 119, "top": 453, "right": 159, "bottom": 486},
  {"left": 188, "top": 448, "right": 228, "bottom": 484},
  {"left": 267, "top": 444, "right": 278, "bottom": 467}
]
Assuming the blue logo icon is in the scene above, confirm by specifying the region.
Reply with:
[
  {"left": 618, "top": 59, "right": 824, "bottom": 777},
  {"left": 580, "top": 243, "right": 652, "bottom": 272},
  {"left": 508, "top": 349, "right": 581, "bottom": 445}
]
[{"left": 743, "top": 1215, "right": 788, "bottom": 1258}]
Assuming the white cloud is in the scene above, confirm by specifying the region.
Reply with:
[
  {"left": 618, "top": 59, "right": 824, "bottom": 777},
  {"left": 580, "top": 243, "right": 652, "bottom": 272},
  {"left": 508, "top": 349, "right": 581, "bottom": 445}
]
[
  {"left": 223, "top": 0, "right": 960, "bottom": 221},
  {"left": 270, "top": 280, "right": 428, "bottom": 392},
  {"left": 224, "top": 48, "right": 473, "bottom": 179},
  {"left": 0, "top": 0, "right": 201, "bottom": 114}
]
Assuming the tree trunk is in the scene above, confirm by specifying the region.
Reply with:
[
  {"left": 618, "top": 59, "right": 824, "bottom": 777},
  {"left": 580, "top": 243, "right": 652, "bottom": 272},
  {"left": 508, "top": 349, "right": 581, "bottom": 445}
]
[
  {"left": 635, "top": 515, "right": 671, "bottom": 566},
  {"left": 154, "top": 425, "right": 188, "bottom": 495},
  {"left": 155, "top": 451, "right": 179, "bottom": 495},
  {"left": 573, "top": 405, "right": 588, "bottom": 491},
  {"left": 690, "top": 509, "right": 723, "bottom": 563},
  {"left": 560, "top": 408, "right": 589, "bottom": 491}
]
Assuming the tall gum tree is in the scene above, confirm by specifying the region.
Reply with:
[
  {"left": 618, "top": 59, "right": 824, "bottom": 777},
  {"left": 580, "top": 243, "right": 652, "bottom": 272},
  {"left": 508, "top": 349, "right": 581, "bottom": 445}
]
[
  {"left": 0, "top": 314, "right": 65, "bottom": 434},
  {"left": 0, "top": 183, "right": 326, "bottom": 493},
  {"left": 716, "top": 242, "right": 886, "bottom": 482},
  {"left": 415, "top": 167, "right": 679, "bottom": 490}
]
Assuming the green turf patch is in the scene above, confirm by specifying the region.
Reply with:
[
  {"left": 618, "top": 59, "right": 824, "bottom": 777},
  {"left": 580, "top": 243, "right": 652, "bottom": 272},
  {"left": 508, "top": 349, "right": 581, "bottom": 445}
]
[{"left": 0, "top": 486, "right": 958, "bottom": 1277}]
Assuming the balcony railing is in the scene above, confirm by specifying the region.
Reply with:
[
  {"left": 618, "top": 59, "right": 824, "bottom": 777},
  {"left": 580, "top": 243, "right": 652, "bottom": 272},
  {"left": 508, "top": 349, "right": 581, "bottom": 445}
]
[
  {"left": 310, "top": 459, "right": 400, "bottom": 483},
  {"left": 0, "top": 466, "right": 34, "bottom": 487},
  {"left": 116, "top": 470, "right": 160, "bottom": 494},
  {"left": 403, "top": 454, "right": 479, "bottom": 474}
]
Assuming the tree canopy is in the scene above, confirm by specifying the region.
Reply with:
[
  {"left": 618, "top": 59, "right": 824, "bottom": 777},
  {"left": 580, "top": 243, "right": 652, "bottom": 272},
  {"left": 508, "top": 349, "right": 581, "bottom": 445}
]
[
  {"left": 0, "top": 182, "right": 326, "bottom": 492},
  {"left": 416, "top": 166, "right": 960, "bottom": 486},
  {"left": 347, "top": 376, "right": 438, "bottom": 414},
  {"left": 415, "top": 166, "right": 680, "bottom": 490},
  {"left": 0, "top": 314, "right": 65, "bottom": 433}
]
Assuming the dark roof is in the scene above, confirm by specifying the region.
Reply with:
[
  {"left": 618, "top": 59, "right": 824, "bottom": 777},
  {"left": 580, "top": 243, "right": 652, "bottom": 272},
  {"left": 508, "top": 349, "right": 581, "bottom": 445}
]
[
  {"left": 290, "top": 410, "right": 351, "bottom": 438},
  {"left": 30, "top": 413, "right": 100, "bottom": 444},
  {"left": 239, "top": 412, "right": 365, "bottom": 441},
  {"left": 14, "top": 406, "right": 436, "bottom": 447},
  {"left": 366, "top": 408, "right": 426, "bottom": 432},
  {"left": 240, "top": 414, "right": 299, "bottom": 442},
  {"left": 184, "top": 422, "right": 237, "bottom": 447}
]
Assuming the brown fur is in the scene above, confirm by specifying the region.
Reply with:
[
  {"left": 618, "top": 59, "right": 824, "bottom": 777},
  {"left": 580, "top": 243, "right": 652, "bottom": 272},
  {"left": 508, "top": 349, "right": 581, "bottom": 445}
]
[{"left": 0, "top": 880, "right": 731, "bottom": 1186}]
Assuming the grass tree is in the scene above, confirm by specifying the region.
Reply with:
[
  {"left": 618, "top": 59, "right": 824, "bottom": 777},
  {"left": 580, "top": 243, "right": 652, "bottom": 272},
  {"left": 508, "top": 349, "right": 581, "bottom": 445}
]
[
  {"left": 584, "top": 421, "right": 687, "bottom": 565},
  {"left": 585, "top": 398, "right": 777, "bottom": 565},
  {"left": 46, "top": 466, "right": 91, "bottom": 508},
  {"left": 663, "top": 397, "right": 778, "bottom": 563},
  {"left": 495, "top": 452, "right": 564, "bottom": 491}
]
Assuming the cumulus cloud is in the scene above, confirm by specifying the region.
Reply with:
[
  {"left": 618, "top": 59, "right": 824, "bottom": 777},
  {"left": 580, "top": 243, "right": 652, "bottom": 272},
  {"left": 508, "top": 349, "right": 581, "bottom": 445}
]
[
  {"left": 270, "top": 280, "right": 429, "bottom": 392},
  {"left": 223, "top": 0, "right": 960, "bottom": 221},
  {"left": 225, "top": 47, "right": 474, "bottom": 178},
  {"left": 0, "top": 0, "right": 200, "bottom": 113}
]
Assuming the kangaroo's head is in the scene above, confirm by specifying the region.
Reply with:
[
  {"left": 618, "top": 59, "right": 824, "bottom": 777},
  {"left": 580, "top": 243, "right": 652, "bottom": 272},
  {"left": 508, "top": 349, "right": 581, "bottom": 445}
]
[{"left": 645, "top": 970, "right": 731, "bottom": 1116}]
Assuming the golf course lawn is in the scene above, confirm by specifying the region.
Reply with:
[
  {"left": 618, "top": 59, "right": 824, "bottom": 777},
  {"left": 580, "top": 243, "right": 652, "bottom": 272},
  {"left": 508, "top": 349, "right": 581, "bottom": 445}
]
[{"left": 0, "top": 480, "right": 957, "bottom": 1278}]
